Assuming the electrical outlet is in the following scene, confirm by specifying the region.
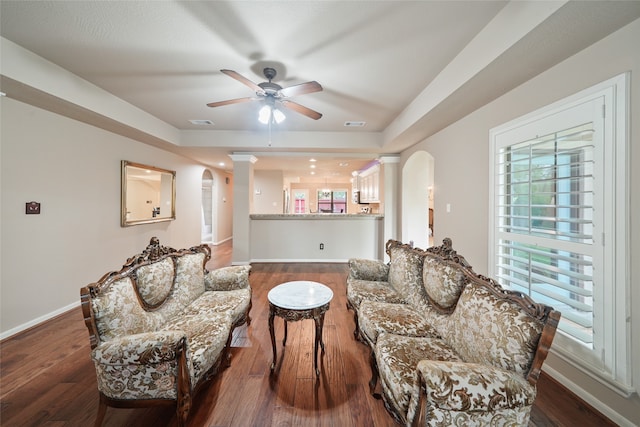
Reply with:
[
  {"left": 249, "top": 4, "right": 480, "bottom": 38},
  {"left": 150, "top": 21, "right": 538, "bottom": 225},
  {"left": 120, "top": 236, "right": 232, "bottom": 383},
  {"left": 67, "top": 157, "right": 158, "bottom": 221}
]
[{"left": 319, "top": 243, "right": 324, "bottom": 250}]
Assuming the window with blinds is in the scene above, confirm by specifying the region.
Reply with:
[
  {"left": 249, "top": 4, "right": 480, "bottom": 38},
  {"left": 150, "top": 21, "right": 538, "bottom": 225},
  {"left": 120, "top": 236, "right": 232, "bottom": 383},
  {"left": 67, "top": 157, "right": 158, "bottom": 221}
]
[
  {"left": 489, "top": 73, "right": 631, "bottom": 393},
  {"left": 495, "top": 123, "right": 595, "bottom": 347}
]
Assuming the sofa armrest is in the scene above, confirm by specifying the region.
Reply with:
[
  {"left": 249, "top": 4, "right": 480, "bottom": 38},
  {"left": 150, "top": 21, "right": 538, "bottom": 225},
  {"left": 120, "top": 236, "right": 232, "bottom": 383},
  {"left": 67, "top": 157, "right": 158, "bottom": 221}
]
[
  {"left": 205, "top": 265, "right": 251, "bottom": 291},
  {"left": 91, "top": 330, "right": 191, "bottom": 401},
  {"left": 92, "top": 330, "right": 187, "bottom": 365},
  {"left": 413, "top": 360, "right": 536, "bottom": 417},
  {"left": 348, "top": 258, "right": 389, "bottom": 281}
]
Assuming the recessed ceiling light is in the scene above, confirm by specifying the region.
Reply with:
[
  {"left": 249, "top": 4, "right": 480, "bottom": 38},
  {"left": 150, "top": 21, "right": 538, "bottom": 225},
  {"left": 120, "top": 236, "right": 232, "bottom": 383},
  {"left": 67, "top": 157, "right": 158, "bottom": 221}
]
[
  {"left": 339, "top": 162, "right": 349, "bottom": 167},
  {"left": 189, "top": 119, "right": 214, "bottom": 125},
  {"left": 310, "top": 164, "right": 316, "bottom": 169},
  {"left": 309, "top": 158, "right": 317, "bottom": 162},
  {"left": 310, "top": 171, "right": 316, "bottom": 175},
  {"left": 344, "top": 121, "right": 366, "bottom": 127}
]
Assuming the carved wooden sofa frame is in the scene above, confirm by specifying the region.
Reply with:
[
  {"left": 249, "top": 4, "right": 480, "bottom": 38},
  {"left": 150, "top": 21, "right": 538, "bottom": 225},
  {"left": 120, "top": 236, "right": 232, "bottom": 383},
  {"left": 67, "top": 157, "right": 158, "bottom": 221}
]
[
  {"left": 80, "top": 237, "right": 252, "bottom": 426},
  {"left": 346, "top": 238, "right": 560, "bottom": 426}
]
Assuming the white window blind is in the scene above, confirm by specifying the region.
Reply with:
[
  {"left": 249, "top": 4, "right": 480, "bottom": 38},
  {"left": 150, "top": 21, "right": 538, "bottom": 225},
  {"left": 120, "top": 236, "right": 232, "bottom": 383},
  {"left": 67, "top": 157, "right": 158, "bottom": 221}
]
[
  {"left": 495, "top": 123, "right": 595, "bottom": 346},
  {"left": 489, "top": 74, "right": 631, "bottom": 394}
]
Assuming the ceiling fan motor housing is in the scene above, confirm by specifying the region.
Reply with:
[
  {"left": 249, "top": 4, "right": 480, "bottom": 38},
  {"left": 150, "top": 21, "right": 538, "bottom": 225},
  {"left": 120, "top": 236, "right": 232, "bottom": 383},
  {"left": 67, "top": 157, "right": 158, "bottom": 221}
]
[
  {"left": 259, "top": 68, "right": 282, "bottom": 95},
  {"left": 258, "top": 81, "right": 282, "bottom": 95}
]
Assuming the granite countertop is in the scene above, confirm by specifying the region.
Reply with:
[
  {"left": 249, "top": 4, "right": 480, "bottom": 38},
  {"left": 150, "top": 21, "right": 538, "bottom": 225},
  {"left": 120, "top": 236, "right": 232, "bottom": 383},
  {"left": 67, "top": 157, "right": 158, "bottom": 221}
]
[{"left": 250, "top": 213, "right": 383, "bottom": 219}]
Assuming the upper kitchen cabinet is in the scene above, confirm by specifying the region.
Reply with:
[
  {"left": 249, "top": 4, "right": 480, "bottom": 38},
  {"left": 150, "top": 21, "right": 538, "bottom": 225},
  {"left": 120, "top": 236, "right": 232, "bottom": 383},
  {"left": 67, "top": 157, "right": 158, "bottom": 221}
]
[{"left": 358, "top": 164, "right": 380, "bottom": 203}]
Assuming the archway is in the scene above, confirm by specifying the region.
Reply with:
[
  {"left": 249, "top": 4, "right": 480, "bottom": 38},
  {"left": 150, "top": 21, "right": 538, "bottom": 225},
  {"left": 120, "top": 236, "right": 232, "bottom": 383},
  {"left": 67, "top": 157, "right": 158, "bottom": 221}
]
[
  {"left": 402, "top": 151, "right": 434, "bottom": 249},
  {"left": 201, "top": 169, "right": 214, "bottom": 243}
]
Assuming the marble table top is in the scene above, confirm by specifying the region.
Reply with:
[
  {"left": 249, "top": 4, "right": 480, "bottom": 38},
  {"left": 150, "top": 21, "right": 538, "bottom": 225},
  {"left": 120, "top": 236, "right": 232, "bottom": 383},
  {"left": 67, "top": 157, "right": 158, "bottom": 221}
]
[{"left": 268, "top": 281, "right": 333, "bottom": 310}]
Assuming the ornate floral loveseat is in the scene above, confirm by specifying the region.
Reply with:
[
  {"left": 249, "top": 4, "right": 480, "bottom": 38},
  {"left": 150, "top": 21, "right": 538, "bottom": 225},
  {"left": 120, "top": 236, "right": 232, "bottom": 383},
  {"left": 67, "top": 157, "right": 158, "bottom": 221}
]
[
  {"left": 80, "top": 237, "right": 252, "bottom": 426},
  {"left": 346, "top": 239, "right": 560, "bottom": 426}
]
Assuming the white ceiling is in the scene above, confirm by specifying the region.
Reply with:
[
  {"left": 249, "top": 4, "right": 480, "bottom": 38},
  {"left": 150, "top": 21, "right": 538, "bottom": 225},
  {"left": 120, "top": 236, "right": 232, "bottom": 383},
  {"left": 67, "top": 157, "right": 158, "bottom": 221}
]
[{"left": 2, "top": 1, "right": 639, "bottom": 181}]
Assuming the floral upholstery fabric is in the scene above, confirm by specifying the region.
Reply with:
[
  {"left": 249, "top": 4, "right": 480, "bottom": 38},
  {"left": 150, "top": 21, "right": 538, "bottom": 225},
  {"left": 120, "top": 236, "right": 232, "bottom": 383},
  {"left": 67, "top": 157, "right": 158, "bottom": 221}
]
[
  {"left": 181, "top": 289, "right": 251, "bottom": 328},
  {"left": 174, "top": 253, "right": 206, "bottom": 303},
  {"left": 348, "top": 258, "right": 390, "bottom": 281},
  {"left": 161, "top": 312, "right": 232, "bottom": 386},
  {"left": 375, "top": 333, "right": 463, "bottom": 424},
  {"left": 88, "top": 248, "right": 251, "bottom": 406},
  {"left": 92, "top": 330, "right": 186, "bottom": 400},
  {"left": 346, "top": 239, "right": 553, "bottom": 427},
  {"left": 346, "top": 279, "right": 405, "bottom": 309},
  {"left": 387, "top": 245, "right": 429, "bottom": 310},
  {"left": 92, "top": 277, "right": 165, "bottom": 342},
  {"left": 149, "top": 253, "right": 207, "bottom": 322},
  {"left": 357, "top": 301, "right": 443, "bottom": 347},
  {"left": 445, "top": 282, "right": 543, "bottom": 375},
  {"left": 414, "top": 360, "right": 535, "bottom": 426},
  {"left": 205, "top": 265, "right": 251, "bottom": 291},
  {"left": 136, "top": 258, "right": 175, "bottom": 307},
  {"left": 422, "top": 257, "right": 466, "bottom": 311}
]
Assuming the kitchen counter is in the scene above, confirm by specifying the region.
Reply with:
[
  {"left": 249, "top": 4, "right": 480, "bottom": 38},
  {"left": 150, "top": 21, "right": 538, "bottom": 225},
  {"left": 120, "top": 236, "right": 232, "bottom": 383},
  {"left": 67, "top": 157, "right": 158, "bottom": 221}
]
[
  {"left": 249, "top": 214, "right": 384, "bottom": 262},
  {"left": 250, "top": 213, "right": 383, "bottom": 220}
]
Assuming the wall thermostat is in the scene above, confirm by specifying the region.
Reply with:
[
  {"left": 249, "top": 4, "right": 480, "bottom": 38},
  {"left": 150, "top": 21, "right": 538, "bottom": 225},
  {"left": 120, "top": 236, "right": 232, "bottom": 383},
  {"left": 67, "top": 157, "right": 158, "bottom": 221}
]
[{"left": 26, "top": 201, "right": 41, "bottom": 214}]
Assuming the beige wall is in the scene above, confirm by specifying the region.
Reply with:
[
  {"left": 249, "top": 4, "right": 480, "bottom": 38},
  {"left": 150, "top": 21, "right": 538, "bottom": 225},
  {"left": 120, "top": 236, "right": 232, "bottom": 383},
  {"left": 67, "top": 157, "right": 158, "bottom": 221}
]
[
  {"left": 0, "top": 97, "right": 231, "bottom": 337},
  {"left": 401, "top": 18, "right": 640, "bottom": 426},
  {"left": 253, "top": 170, "right": 284, "bottom": 214}
]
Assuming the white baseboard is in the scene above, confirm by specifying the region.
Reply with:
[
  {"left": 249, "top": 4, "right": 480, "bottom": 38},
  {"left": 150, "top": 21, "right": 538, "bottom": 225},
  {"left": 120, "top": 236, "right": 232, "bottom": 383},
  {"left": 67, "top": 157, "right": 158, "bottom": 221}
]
[
  {"left": 543, "top": 365, "right": 635, "bottom": 427},
  {"left": 0, "top": 301, "right": 80, "bottom": 341},
  {"left": 205, "top": 236, "right": 232, "bottom": 246}
]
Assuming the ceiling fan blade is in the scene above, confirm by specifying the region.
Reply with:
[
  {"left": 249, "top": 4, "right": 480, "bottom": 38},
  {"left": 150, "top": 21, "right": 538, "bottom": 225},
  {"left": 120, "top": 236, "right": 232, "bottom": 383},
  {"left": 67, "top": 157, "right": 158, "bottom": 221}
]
[
  {"left": 207, "top": 97, "right": 254, "bottom": 108},
  {"left": 279, "top": 81, "right": 323, "bottom": 98},
  {"left": 220, "top": 69, "right": 264, "bottom": 95},
  {"left": 281, "top": 100, "right": 323, "bottom": 120}
]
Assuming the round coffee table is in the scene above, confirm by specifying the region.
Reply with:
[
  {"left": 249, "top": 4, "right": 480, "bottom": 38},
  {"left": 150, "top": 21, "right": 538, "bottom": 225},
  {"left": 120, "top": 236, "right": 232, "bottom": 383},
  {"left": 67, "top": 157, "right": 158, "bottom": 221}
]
[{"left": 268, "top": 280, "right": 333, "bottom": 377}]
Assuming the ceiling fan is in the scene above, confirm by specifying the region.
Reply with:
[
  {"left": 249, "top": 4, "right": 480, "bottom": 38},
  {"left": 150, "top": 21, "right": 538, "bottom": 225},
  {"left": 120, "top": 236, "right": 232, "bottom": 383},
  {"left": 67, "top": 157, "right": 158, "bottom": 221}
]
[{"left": 207, "top": 67, "right": 323, "bottom": 121}]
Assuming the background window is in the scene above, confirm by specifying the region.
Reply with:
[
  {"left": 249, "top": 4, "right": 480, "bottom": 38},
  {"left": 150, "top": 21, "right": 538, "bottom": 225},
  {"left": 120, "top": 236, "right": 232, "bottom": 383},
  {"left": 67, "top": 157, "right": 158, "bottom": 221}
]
[{"left": 317, "top": 190, "right": 347, "bottom": 213}]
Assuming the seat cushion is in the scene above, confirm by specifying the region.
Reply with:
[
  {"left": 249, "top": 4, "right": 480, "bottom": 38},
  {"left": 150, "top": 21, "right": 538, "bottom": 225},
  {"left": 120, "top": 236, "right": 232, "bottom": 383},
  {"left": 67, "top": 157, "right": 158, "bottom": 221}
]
[
  {"left": 161, "top": 312, "right": 232, "bottom": 386},
  {"left": 375, "top": 333, "right": 463, "bottom": 423},
  {"left": 357, "top": 301, "right": 442, "bottom": 347},
  {"left": 181, "top": 288, "right": 251, "bottom": 327}
]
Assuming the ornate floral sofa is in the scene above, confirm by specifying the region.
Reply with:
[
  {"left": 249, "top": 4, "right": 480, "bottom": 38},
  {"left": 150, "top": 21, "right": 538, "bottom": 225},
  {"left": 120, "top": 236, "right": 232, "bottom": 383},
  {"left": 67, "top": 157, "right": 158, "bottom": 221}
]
[
  {"left": 346, "top": 239, "right": 560, "bottom": 426},
  {"left": 80, "top": 237, "right": 252, "bottom": 427}
]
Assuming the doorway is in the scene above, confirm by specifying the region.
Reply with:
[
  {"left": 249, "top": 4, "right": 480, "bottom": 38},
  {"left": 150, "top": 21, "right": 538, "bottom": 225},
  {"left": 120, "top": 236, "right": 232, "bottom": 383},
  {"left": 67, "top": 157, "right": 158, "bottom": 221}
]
[
  {"left": 402, "top": 151, "right": 434, "bottom": 249},
  {"left": 201, "top": 169, "right": 214, "bottom": 243}
]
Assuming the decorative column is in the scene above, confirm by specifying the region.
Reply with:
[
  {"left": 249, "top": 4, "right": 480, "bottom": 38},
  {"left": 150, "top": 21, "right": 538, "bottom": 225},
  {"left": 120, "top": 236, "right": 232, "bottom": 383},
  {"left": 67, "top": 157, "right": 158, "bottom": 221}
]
[
  {"left": 229, "top": 154, "right": 257, "bottom": 265},
  {"left": 379, "top": 155, "right": 400, "bottom": 262}
]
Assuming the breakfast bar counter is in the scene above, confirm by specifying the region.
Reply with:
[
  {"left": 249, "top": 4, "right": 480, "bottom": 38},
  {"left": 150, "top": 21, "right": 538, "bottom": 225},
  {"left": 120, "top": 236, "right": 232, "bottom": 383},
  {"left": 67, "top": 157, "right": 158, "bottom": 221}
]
[
  {"left": 251, "top": 213, "right": 383, "bottom": 220},
  {"left": 250, "top": 213, "right": 384, "bottom": 262}
]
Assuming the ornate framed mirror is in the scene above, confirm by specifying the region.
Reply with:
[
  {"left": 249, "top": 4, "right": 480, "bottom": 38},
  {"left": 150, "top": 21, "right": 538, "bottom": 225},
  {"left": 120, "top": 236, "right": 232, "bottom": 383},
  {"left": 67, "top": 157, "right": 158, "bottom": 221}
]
[{"left": 121, "top": 161, "right": 176, "bottom": 226}]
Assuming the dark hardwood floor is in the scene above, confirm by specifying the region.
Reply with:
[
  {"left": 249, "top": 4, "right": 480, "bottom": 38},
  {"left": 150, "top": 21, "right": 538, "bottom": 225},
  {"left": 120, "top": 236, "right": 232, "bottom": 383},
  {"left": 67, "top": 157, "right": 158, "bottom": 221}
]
[{"left": 0, "top": 240, "right": 615, "bottom": 426}]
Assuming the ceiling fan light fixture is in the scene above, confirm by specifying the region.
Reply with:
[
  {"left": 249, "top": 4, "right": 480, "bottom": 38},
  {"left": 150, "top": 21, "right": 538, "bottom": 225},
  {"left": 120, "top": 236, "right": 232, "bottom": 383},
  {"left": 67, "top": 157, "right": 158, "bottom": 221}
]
[
  {"left": 258, "top": 105, "right": 286, "bottom": 124},
  {"left": 258, "top": 105, "right": 271, "bottom": 124},
  {"left": 273, "top": 108, "right": 286, "bottom": 124}
]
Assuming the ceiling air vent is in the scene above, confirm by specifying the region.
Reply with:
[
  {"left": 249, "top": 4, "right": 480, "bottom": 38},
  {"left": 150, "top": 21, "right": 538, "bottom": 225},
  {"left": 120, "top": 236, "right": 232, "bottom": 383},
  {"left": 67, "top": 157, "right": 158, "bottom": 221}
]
[
  {"left": 189, "top": 119, "right": 214, "bottom": 125},
  {"left": 344, "top": 121, "right": 366, "bottom": 127}
]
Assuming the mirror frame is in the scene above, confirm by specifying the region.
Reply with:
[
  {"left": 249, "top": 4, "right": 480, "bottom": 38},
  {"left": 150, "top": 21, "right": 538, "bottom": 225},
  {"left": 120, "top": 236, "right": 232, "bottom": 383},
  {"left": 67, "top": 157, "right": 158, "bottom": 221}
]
[{"left": 121, "top": 160, "right": 176, "bottom": 227}]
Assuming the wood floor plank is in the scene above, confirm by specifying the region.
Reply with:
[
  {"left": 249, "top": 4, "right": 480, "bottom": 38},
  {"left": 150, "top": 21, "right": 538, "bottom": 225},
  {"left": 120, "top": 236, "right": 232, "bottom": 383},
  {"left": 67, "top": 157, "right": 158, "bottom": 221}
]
[{"left": 0, "top": 241, "right": 617, "bottom": 426}]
